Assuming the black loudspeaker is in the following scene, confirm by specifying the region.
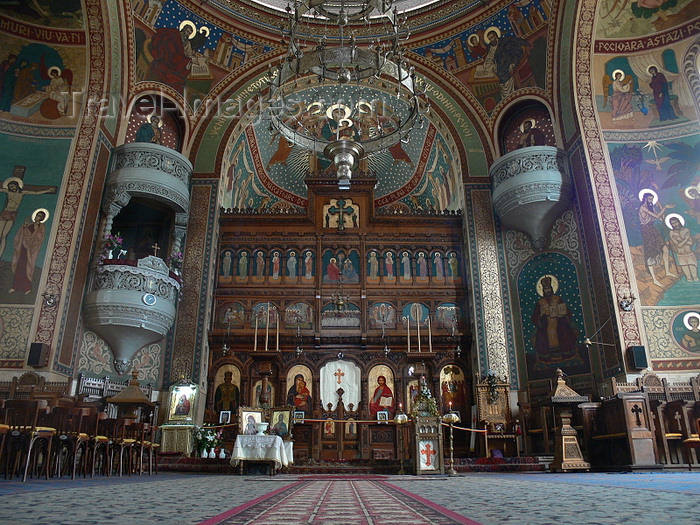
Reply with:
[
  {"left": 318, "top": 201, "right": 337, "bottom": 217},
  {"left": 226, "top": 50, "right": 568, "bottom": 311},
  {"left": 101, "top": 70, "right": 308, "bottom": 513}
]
[
  {"left": 27, "top": 342, "right": 50, "bottom": 368},
  {"left": 628, "top": 345, "right": 648, "bottom": 369}
]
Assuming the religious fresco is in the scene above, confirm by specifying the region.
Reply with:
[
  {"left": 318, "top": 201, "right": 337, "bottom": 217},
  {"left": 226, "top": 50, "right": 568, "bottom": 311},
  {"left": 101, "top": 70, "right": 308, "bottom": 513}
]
[
  {"left": 213, "top": 364, "right": 241, "bottom": 417},
  {"left": 0, "top": 134, "right": 68, "bottom": 306},
  {"left": 216, "top": 301, "right": 244, "bottom": 328},
  {"left": 593, "top": 41, "right": 697, "bottom": 130},
  {"left": 0, "top": 1, "right": 83, "bottom": 27},
  {"left": 435, "top": 303, "right": 461, "bottom": 331},
  {"left": 518, "top": 254, "right": 590, "bottom": 381},
  {"left": 124, "top": 96, "right": 181, "bottom": 150},
  {"left": 609, "top": 137, "right": 699, "bottom": 307},
  {"left": 286, "top": 365, "right": 313, "bottom": 413},
  {"left": 368, "top": 302, "right": 397, "bottom": 330},
  {"left": 413, "top": 0, "right": 550, "bottom": 113},
  {"left": 501, "top": 105, "right": 556, "bottom": 154},
  {"left": 322, "top": 249, "right": 360, "bottom": 284},
  {"left": 595, "top": 0, "right": 698, "bottom": 39},
  {"left": 368, "top": 364, "right": 395, "bottom": 417},
  {"left": 672, "top": 310, "right": 700, "bottom": 354},
  {"left": 439, "top": 365, "right": 468, "bottom": 415},
  {"left": 219, "top": 83, "right": 461, "bottom": 213},
  {"left": 0, "top": 37, "right": 86, "bottom": 124},
  {"left": 284, "top": 302, "right": 313, "bottom": 329},
  {"left": 133, "top": 0, "right": 271, "bottom": 104},
  {"left": 321, "top": 301, "right": 361, "bottom": 328}
]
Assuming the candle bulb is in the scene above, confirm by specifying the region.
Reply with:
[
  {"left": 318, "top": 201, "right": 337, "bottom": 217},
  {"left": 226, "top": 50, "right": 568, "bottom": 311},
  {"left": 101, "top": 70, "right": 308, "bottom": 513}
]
[
  {"left": 254, "top": 313, "right": 258, "bottom": 352},
  {"left": 407, "top": 316, "right": 410, "bottom": 352},
  {"left": 428, "top": 315, "right": 432, "bottom": 353},
  {"left": 399, "top": 402, "right": 403, "bottom": 411},
  {"left": 449, "top": 401, "right": 452, "bottom": 411},
  {"left": 265, "top": 302, "right": 270, "bottom": 351},
  {"left": 417, "top": 307, "right": 421, "bottom": 352}
]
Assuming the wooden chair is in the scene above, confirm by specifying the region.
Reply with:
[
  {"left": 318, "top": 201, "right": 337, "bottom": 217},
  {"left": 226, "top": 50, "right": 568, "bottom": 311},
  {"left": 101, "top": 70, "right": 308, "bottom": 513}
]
[
  {"left": 683, "top": 418, "right": 700, "bottom": 470},
  {"left": 4, "top": 399, "right": 54, "bottom": 482},
  {"left": 112, "top": 418, "right": 137, "bottom": 476},
  {"left": 89, "top": 414, "right": 114, "bottom": 477},
  {"left": 45, "top": 406, "right": 90, "bottom": 479}
]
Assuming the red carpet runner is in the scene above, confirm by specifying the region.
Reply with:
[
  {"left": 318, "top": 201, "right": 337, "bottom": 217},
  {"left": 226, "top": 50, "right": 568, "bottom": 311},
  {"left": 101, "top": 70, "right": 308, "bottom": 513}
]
[{"left": 199, "top": 478, "right": 481, "bottom": 524}]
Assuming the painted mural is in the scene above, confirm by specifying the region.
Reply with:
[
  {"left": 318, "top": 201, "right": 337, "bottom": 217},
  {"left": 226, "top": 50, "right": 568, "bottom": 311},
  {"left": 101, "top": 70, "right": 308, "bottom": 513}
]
[
  {"left": 133, "top": 0, "right": 271, "bottom": 105},
  {"left": 594, "top": 41, "right": 697, "bottom": 129},
  {"left": 518, "top": 254, "right": 590, "bottom": 381},
  {"left": 0, "top": 1, "right": 83, "bottom": 27},
  {"left": 611, "top": 137, "right": 699, "bottom": 307},
  {"left": 413, "top": 0, "right": 550, "bottom": 113},
  {"left": 220, "top": 85, "right": 461, "bottom": 213},
  {"left": 0, "top": 134, "right": 69, "bottom": 305},
  {"left": 595, "top": 0, "right": 698, "bottom": 39}
]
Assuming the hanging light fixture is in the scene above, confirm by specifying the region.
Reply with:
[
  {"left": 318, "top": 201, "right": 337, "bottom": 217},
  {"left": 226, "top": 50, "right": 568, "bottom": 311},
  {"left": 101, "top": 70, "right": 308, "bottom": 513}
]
[{"left": 266, "top": 0, "right": 428, "bottom": 189}]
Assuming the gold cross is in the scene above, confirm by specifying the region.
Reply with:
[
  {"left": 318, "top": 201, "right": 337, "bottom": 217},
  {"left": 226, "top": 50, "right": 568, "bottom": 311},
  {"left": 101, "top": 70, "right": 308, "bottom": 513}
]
[{"left": 152, "top": 243, "right": 160, "bottom": 257}]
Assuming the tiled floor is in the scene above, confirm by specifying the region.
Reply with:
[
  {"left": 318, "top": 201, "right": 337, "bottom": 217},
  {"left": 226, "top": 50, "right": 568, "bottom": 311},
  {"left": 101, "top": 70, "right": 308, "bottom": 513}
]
[{"left": 0, "top": 471, "right": 698, "bottom": 525}]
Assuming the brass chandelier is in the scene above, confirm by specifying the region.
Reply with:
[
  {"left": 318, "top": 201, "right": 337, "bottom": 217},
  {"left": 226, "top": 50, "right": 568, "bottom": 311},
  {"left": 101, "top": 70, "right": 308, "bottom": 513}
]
[{"left": 266, "top": 0, "right": 428, "bottom": 189}]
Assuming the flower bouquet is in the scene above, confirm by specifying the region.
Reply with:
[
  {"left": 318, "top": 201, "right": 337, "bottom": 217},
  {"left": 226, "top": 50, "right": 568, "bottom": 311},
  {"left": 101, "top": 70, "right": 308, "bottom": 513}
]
[
  {"left": 101, "top": 232, "right": 123, "bottom": 261},
  {"left": 167, "top": 251, "right": 183, "bottom": 272},
  {"left": 192, "top": 424, "right": 223, "bottom": 456}
]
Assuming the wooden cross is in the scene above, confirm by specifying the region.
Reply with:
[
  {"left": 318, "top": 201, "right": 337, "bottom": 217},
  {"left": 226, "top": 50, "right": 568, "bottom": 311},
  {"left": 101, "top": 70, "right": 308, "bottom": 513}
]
[
  {"left": 327, "top": 199, "right": 354, "bottom": 231},
  {"left": 152, "top": 243, "right": 160, "bottom": 257},
  {"left": 334, "top": 368, "right": 345, "bottom": 384},
  {"left": 630, "top": 404, "right": 643, "bottom": 427},
  {"left": 420, "top": 443, "right": 436, "bottom": 467}
]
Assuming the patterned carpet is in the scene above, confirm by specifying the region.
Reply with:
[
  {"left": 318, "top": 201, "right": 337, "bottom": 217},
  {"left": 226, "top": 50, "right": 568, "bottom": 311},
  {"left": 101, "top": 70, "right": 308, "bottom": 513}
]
[
  {"left": 0, "top": 471, "right": 699, "bottom": 524},
  {"left": 200, "top": 478, "right": 479, "bottom": 524}
]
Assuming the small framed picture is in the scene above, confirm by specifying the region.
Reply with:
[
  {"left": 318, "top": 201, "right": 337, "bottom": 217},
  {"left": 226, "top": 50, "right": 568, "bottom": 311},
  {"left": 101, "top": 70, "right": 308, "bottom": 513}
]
[
  {"left": 376, "top": 410, "right": 389, "bottom": 424},
  {"left": 323, "top": 418, "right": 335, "bottom": 438},
  {"left": 219, "top": 410, "right": 231, "bottom": 425},
  {"left": 293, "top": 410, "right": 305, "bottom": 424},
  {"left": 239, "top": 407, "right": 264, "bottom": 435},
  {"left": 270, "top": 408, "right": 293, "bottom": 438},
  {"left": 168, "top": 383, "right": 197, "bottom": 422}
]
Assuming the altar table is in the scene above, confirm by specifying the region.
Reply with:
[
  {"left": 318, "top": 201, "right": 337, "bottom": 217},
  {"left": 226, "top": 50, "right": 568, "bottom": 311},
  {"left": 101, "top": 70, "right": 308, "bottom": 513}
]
[{"left": 230, "top": 434, "right": 293, "bottom": 475}]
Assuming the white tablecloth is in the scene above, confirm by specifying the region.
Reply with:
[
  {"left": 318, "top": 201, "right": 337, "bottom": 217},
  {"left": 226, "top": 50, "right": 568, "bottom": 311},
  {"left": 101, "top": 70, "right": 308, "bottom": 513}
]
[{"left": 230, "top": 434, "right": 292, "bottom": 470}]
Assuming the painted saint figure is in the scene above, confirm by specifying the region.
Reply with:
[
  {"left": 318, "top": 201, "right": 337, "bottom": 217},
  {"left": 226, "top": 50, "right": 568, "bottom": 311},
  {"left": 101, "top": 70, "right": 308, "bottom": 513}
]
[
  {"left": 9, "top": 208, "right": 49, "bottom": 294},
  {"left": 304, "top": 251, "right": 313, "bottom": 279},
  {"left": 287, "top": 373, "right": 312, "bottom": 413},
  {"left": 531, "top": 275, "right": 578, "bottom": 365},
  {"left": 287, "top": 251, "right": 297, "bottom": 277},
  {"left": 603, "top": 70, "right": 634, "bottom": 123},
  {"left": 401, "top": 252, "right": 411, "bottom": 280},
  {"left": 369, "top": 375, "right": 395, "bottom": 417},
  {"left": 214, "top": 371, "right": 239, "bottom": 416},
  {"left": 271, "top": 413, "right": 288, "bottom": 437},
  {"left": 238, "top": 251, "right": 248, "bottom": 278},
  {"left": 0, "top": 177, "right": 56, "bottom": 259},
  {"left": 639, "top": 192, "right": 675, "bottom": 286},
  {"left": 368, "top": 251, "right": 379, "bottom": 278},
  {"left": 135, "top": 115, "right": 162, "bottom": 144},
  {"left": 648, "top": 66, "right": 677, "bottom": 122},
  {"left": 174, "top": 394, "right": 191, "bottom": 416},
  {"left": 667, "top": 215, "right": 697, "bottom": 282},
  {"left": 518, "top": 119, "right": 546, "bottom": 148},
  {"left": 681, "top": 314, "right": 700, "bottom": 353}
]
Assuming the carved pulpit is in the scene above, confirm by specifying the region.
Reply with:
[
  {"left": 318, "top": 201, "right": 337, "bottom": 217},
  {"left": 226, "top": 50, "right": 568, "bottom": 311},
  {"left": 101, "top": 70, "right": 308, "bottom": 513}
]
[{"left": 548, "top": 369, "right": 590, "bottom": 472}]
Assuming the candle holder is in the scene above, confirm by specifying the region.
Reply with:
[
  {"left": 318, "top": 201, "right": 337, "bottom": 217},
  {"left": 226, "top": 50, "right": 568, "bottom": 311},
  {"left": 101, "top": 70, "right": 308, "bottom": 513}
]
[
  {"left": 442, "top": 411, "right": 460, "bottom": 476},
  {"left": 394, "top": 408, "right": 409, "bottom": 475}
]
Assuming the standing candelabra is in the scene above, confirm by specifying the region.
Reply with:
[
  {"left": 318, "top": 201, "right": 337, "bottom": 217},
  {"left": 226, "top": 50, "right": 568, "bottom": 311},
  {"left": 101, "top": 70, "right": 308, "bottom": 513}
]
[
  {"left": 442, "top": 410, "right": 460, "bottom": 476},
  {"left": 395, "top": 406, "right": 408, "bottom": 475}
]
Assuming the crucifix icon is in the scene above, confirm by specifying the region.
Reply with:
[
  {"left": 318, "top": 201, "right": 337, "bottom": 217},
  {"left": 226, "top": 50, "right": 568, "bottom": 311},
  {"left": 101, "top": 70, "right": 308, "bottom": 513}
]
[
  {"left": 334, "top": 368, "right": 345, "bottom": 384},
  {"left": 327, "top": 199, "right": 354, "bottom": 231},
  {"left": 420, "top": 442, "right": 437, "bottom": 467},
  {"left": 630, "top": 404, "right": 643, "bottom": 427},
  {"left": 152, "top": 243, "right": 160, "bottom": 257}
]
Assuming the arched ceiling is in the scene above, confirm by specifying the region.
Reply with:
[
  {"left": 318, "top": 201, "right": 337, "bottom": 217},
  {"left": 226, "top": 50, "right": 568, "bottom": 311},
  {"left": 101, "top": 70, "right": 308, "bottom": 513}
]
[{"left": 154, "top": 1, "right": 557, "bottom": 211}]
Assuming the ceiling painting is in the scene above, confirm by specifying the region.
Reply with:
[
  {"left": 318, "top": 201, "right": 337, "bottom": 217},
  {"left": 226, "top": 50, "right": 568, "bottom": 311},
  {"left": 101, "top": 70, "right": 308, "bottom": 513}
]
[
  {"left": 412, "top": 0, "right": 550, "bottom": 114},
  {"left": 133, "top": 0, "right": 272, "bottom": 106}
]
